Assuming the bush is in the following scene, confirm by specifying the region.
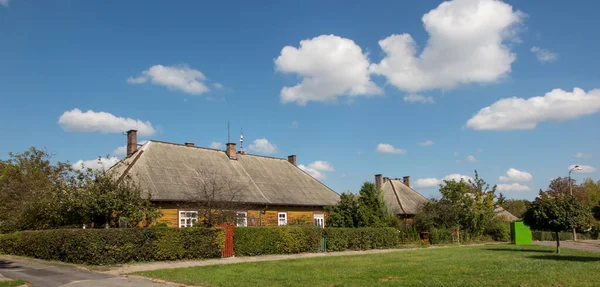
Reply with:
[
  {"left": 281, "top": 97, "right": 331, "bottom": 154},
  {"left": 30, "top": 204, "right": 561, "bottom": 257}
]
[
  {"left": 0, "top": 227, "right": 223, "bottom": 265},
  {"left": 234, "top": 226, "right": 323, "bottom": 256},
  {"left": 428, "top": 228, "right": 453, "bottom": 245},
  {"left": 484, "top": 219, "right": 510, "bottom": 242},
  {"left": 324, "top": 228, "right": 399, "bottom": 251},
  {"left": 531, "top": 230, "right": 594, "bottom": 241}
]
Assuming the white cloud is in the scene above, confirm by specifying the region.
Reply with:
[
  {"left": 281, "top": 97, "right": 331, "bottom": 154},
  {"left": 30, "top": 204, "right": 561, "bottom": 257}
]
[
  {"left": 497, "top": 183, "right": 531, "bottom": 192},
  {"left": 0, "top": 0, "right": 10, "bottom": 7},
  {"left": 404, "top": 94, "right": 435, "bottom": 104},
  {"left": 569, "top": 165, "right": 597, "bottom": 173},
  {"left": 413, "top": 173, "right": 473, "bottom": 189},
  {"left": 370, "top": 0, "right": 524, "bottom": 92},
  {"left": 498, "top": 168, "right": 532, "bottom": 182},
  {"left": 210, "top": 142, "right": 223, "bottom": 149},
  {"left": 466, "top": 155, "right": 478, "bottom": 163},
  {"left": 58, "top": 109, "right": 156, "bottom": 136},
  {"left": 530, "top": 46, "right": 557, "bottom": 63},
  {"left": 575, "top": 153, "right": 593, "bottom": 159},
  {"left": 376, "top": 143, "right": 406, "bottom": 155},
  {"left": 298, "top": 160, "right": 334, "bottom": 180},
  {"left": 213, "top": 83, "right": 223, "bottom": 89},
  {"left": 289, "top": 121, "right": 299, "bottom": 128},
  {"left": 248, "top": 138, "right": 278, "bottom": 155},
  {"left": 128, "top": 65, "right": 210, "bottom": 95},
  {"left": 72, "top": 157, "right": 119, "bottom": 171},
  {"left": 419, "top": 140, "right": 434, "bottom": 146},
  {"left": 467, "top": 88, "right": 600, "bottom": 130},
  {"left": 275, "top": 34, "right": 382, "bottom": 105}
]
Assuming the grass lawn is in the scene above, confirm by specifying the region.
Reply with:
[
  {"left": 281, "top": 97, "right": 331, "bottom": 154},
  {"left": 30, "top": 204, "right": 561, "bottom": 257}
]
[
  {"left": 0, "top": 280, "right": 27, "bottom": 287},
  {"left": 137, "top": 244, "right": 600, "bottom": 287}
]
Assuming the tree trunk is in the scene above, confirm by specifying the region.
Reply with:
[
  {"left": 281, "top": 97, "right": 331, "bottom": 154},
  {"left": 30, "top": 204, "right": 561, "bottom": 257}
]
[{"left": 555, "top": 231, "right": 560, "bottom": 254}]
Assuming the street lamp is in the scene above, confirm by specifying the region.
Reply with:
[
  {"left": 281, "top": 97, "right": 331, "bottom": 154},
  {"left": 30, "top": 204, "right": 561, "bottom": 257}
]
[{"left": 569, "top": 165, "right": 582, "bottom": 241}]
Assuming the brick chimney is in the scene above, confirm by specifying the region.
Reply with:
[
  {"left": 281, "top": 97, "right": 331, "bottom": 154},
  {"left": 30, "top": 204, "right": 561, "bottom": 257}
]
[
  {"left": 375, "top": 174, "right": 382, "bottom": 190},
  {"left": 403, "top": 176, "right": 411, "bottom": 188},
  {"left": 288, "top": 155, "right": 296, "bottom": 166},
  {"left": 226, "top": 143, "right": 237, "bottom": 159},
  {"left": 184, "top": 142, "right": 195, "bottom": 147},
  {"left": 126, "top": 130, "right": 138, "bottom": 157}
]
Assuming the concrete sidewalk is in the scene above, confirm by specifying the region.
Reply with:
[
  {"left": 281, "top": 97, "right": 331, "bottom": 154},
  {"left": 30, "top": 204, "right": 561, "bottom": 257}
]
[{"left": 102, "top": 243, "right": 497, "bottom": 275}]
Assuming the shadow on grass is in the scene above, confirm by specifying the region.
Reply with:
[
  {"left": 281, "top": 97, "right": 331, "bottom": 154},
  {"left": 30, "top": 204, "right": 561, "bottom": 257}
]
[
  {"left": 484, "top": 248, "right": 554, "bottom": 253},
  {"left": 528, "top": 255, "right": 600, "bottom": 262}
]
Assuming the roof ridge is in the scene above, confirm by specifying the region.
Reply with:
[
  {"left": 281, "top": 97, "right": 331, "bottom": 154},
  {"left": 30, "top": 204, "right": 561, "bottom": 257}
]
[
  {"left": 147, "top": 140, "right": 288, "bottom": 161},
  {"left": 388, "top": 180, "right": 407, "bottom": 214}
]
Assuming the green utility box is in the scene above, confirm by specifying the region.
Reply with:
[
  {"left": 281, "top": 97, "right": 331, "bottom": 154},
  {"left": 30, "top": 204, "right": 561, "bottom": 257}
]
[{"left": 511, "top": 221, "right": 533, "bottom": 245}]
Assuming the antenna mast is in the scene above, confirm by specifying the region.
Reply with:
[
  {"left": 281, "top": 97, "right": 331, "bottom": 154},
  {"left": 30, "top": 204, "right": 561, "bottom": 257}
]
[
  {"left": 227, "top": 122, "right": 230, "bottom": 143},
  {"left": 240, "top": 129, "right": 244, "bottom": 151}
]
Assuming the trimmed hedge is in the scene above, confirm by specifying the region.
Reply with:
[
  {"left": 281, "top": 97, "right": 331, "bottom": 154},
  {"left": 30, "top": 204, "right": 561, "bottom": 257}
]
[
  {"left": 324, "top": 228, "right": 400, "bottom": 251},
  {"left": 0, "top": 227, "right": 224, "bottom": 265},
  {"left": 531, "top": 231, "right": 594, "bottom": 241},
  {"left": 235, "top": 226, "right": 323, "bottom": 256}
]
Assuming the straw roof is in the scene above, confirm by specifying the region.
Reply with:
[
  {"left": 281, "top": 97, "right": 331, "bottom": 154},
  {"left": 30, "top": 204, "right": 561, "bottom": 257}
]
[
  {"left": 494, "top": 206, "right": 518, "bottom": 222},
  {"left": 381, "top": 178, "right": 428, "bottom": 215},
  {"left": 110, "top": 141, "right": 340, "bottom": 206}
]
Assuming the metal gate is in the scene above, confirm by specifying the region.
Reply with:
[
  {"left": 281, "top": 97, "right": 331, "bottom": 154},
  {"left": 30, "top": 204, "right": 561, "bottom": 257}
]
[{"left": 218, "top": 224, "right": 235, "bottom": 257}]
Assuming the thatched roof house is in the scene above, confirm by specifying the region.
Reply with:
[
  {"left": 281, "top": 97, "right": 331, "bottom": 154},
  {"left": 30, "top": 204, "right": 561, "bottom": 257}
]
[
  {"left": 375, "top": 174, "right": 428, "bottom": 217},
  {"left": 111, "top": 130, "right": 339, "bottom": 227},
  {"left": 494, "top": 206, "right": 518, "bottom": 222}
]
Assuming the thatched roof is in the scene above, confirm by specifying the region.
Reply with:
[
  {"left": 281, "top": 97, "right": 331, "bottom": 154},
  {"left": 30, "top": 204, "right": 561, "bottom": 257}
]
[
  {"left": 381, "top": 178, "right": 428, "bottom": 215},
  {"left": 110, "top": 141, "right": 340, "bottom": 206},
  {"left": 494, "top": 206, "right": 518, "bottom": 222}
]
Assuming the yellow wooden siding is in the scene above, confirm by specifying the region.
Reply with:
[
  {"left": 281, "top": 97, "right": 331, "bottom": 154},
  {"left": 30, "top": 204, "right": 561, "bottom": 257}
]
[{"left": 157, "top": 207, "right": 179, "bottom": 227}]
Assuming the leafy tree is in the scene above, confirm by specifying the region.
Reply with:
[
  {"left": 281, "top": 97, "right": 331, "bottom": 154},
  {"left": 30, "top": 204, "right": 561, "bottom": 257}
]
[
  {"left": 500, "top": 199, "right": 530, "bottom": 219},
  {"left": 357, "top": 182, "right": 391, "bottom": 227},
  {"left": 325, "top": 192, "right": 359, "bottom": 228},
  {"left": 523, "top": 192, "right": 593, "bottom": 253}
]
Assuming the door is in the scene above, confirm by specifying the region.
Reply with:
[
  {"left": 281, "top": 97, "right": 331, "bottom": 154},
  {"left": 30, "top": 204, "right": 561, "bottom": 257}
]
[{"left": 314, "top": 213, "right": 324, "bottom": 228}]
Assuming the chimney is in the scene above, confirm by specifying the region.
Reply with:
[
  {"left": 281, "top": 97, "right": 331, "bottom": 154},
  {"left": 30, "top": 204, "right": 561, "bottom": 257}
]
[
  {"left": 126, "top": 130, "right": 138, "bottom": 157},
  {"left": 403, "top": 176, "right": 411, "bottom": 188},
  {"left": 375, "top": 174, "right": 382, "bottom": 190},
  {"left": 288, "top": 155, "right": 297, "bottom": 166},
  {"left": 184, "top": 142, "right": 195, "bottom": 147},
  {"left": 226, "top": 143, "right": 237, "bottom": 159}
]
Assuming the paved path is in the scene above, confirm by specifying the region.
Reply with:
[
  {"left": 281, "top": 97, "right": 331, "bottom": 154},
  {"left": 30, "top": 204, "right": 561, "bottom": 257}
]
[
  {"left": 534, "top": 240, "right": 600, "bottom": 253},
  {"left": 0, "top": 257, "right": 173, "bottom": 287}
]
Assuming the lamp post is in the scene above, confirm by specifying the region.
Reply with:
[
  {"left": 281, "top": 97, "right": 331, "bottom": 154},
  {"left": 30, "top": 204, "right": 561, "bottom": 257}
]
[{"left": 569, "top": 165, "right": 581, "bottom": 241}]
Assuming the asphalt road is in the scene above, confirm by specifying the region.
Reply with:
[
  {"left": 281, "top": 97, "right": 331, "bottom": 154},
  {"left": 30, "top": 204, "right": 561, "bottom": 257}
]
[
  {"left": 0, "top": 257, "right": 170, "bottom": 287},
  {"left": 534, "top": 240, "right": 600, "bottom": 253}
]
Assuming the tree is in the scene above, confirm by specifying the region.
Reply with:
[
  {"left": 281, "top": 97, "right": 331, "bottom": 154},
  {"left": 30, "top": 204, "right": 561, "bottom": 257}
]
[
  {"left": 325, "top": 192, "right": 358, "bottom": 228},
  {"left": 357, "top": 182, "right": 392, "bottom": 227},
  {"left": 523, "top": 193, "right": 593, "bottom": 253}
]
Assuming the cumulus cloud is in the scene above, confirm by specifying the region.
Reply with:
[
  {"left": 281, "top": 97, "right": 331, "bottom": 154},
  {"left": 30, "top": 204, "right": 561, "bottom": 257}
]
[
  {"left": 376, "top": 143, "right": 406, "bottom": 155},
  {"left": 72, "top": 157, "right": 119, "bottom": 171},
  {"left": 58, "top": 109, "right": 156, "bottom": 136},
  {"left": 498, "top": 168, "right": 532, "bottom": 182},
  {"left": 466, "top": 155, "right": 478, "bottom": 163},
  {"left": 213, "top": 83, "right": 223, "bottom": 89},
  {"left": 531, "top": 46, "right": 557, "bottom": 63},
  {"left": 467, "top": 88, "right": 600, "bottom": 130},
  {"left": 569, "top": 165, "right": 597, "bottom": 173},
  {"left": 404, "top": 94, "right": 435, "bottom": 104},
  {"left": 370, "top": 0, "right": 524, "bottom": 92},
  {"left": 298, "top": 161, "right": 334, "bottom": 180},
  {"left": 575, "top": 153, "right": 593, "bottom": 159},
  {"left": 0, "top": 0, "right": 9, "bottom": 7},
  {"left": 275, "top": 34, "right": 382, "bottom": 105},
  {"left": 248, "top": 138, "right": 278, "bottom": 155},
  {"left": 210, "top": 142, "right": 223, "bottom": 149},
  {"left": 497, "top": 183, "right": 531, "bottom": 192},
  {"left": 128, "top": 65, "right": 210, "bottom": 95},
  {"left": 419, "top": 140, "right": 434, "bottom": 146},
  {"left": 413, "top": 173, "right": 474, "bottom": 189}
]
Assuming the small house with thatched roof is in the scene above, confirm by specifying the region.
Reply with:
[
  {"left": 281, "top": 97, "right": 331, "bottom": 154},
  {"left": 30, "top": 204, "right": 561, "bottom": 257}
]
[
  {"left": 374, "top": 174, "right": 428, "bottom": 218},
  {"left": 110, "top": 130, "right": 340, "bottom": 228}
]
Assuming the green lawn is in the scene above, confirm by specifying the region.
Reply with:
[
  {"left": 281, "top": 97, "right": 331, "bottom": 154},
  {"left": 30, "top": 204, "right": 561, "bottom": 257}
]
[
  {"left": 137, "top": 244, "right": 600, "bottom": 287},
  {"left": 0, "top": 280, "right": 26, "bottom": 287}
]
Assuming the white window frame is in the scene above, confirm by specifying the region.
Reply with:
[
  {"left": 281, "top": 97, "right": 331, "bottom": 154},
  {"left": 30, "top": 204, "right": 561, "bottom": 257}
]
[
  {"left": 236, "top": 211, "right": 248, "bottom": 227},
  {"left": 278, "top": 212, "right": 287, "bottom": 226},
  {"left": 179, "top": 210, "right": 198, "bottom": 228},
  {"left": 314, "top": 213, "right": 325, "bottom": 228}
]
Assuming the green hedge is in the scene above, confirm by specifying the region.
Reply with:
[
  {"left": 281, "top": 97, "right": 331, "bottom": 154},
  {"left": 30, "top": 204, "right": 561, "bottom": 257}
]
[
  {"left": 531, "top": 231, "right": 595, "bottom": 241},
  {"left": 324, "top": 228, "right": 400, "bottom": 251},
  {"left": 235, "top": 226, "right": 323, "bottom": 256},
  {"left": 0, "top": 227, "right": 224, "bottom": 265}
]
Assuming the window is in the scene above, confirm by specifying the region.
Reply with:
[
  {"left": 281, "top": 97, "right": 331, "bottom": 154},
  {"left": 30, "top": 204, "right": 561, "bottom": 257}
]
[
  {"left": 236, "top": 211, "right": 248, "bottom": 227},
  {"left": 314, "top": 213, "right": 324, "bottom": 228},
  {"left": 179, "top": 211, "right": 198, "bottom": 228},
  {"left": 278, "top": 212, "right": 287, "bottom": 226}
]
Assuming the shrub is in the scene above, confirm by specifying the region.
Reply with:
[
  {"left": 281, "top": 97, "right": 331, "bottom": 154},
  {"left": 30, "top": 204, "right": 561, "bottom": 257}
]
[
  {"left": 428, "top": 228, "right": 453, "bottom": 245},
  {"left": 324, "top": 228, "right": 399, "bottom": 251},
  {"left": 234, "top": 226, "right": 322, "bottom": 256},
  {"left": 484, "top": 219, "right": 510, "bottom": 242},
  {"left": 0, "top": 227, "right": 223, "bottom": 265}
]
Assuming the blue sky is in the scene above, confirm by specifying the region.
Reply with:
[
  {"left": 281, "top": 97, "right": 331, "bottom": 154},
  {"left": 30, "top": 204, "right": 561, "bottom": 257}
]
[{"left": 1, "top": 0, "right": 599, "bottom": 200}]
